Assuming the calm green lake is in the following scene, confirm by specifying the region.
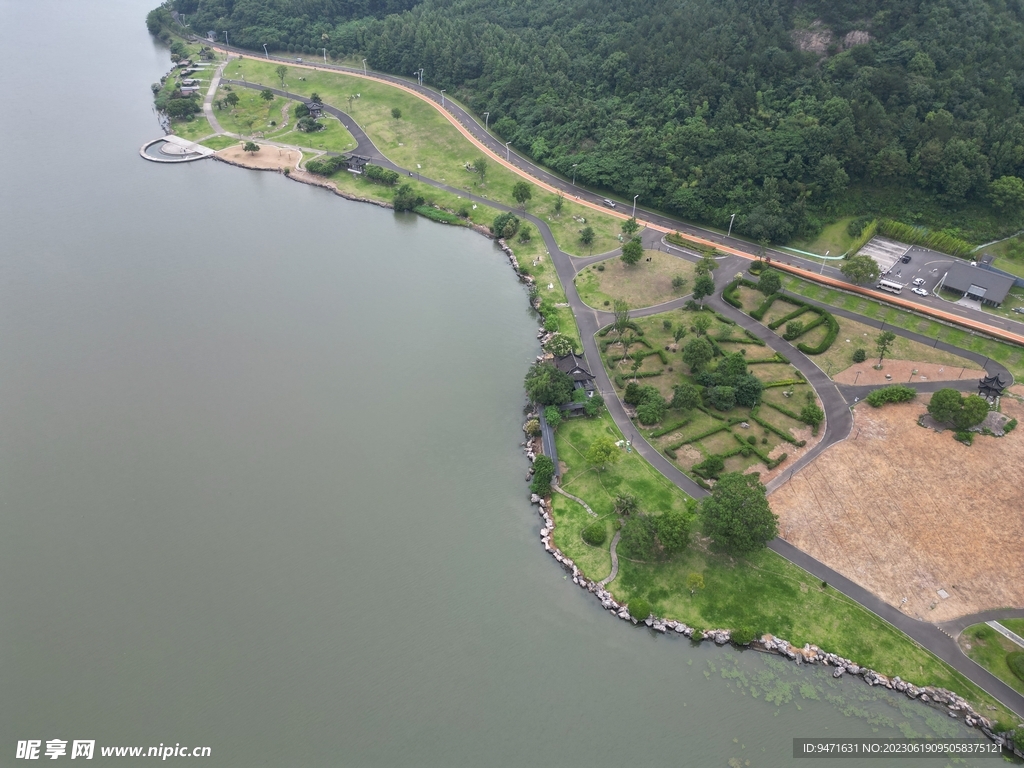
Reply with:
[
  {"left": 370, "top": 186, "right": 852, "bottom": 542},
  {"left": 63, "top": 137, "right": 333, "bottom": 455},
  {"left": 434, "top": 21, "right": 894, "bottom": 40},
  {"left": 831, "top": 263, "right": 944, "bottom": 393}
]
[{"left": 0, "top": 1, "right": 987, "bottom": 764}]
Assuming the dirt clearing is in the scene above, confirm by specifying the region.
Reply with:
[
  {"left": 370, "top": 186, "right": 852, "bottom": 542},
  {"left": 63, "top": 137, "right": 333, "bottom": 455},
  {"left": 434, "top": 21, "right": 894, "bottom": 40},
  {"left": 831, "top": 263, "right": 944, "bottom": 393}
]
[
  {"left": 770, "top": 396, "right": 1024, "bottom": 622},
  {"left": 216, "top": 144, "right": 301, "bottom": 171}
]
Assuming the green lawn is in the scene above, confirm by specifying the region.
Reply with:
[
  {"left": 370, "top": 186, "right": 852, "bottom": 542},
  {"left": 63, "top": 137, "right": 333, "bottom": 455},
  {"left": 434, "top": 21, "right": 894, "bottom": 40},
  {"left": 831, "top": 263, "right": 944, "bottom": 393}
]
[
  {"left": 226, "top": 59, "right": 623, "bottom": 255},
  {"left": 546, "top": 408, "right": 1016, "bottom": 729},
  {"left": 575, "top": 250, "right": 696, "bottom": 309},
  {"left": 200, "top": 135, "right": 240, "bottom": 151},
  {"left": 780, "top": 274, "right": 1024, "bottom": 380},
  {"left": 169, "top": 115, "right": 215, "bottom": 142},
  {"left": 267, "top": 112, "right": 357, "bottom": 153},
  {"left": 791, "top": 216, "right": 857, "bottom": 257},
  {"left": 959, "top": 623, "right": 1024, "bottom": 696}
]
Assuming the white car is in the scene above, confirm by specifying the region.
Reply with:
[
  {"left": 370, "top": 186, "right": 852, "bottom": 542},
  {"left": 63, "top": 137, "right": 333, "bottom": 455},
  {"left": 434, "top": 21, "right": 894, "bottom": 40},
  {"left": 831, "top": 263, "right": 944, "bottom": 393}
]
[
  {"left": 912, "top": 287, "right": 929, "bottom": 296},
  {"left": 912, "top": 278, "right": 926, "bottom": 286}
]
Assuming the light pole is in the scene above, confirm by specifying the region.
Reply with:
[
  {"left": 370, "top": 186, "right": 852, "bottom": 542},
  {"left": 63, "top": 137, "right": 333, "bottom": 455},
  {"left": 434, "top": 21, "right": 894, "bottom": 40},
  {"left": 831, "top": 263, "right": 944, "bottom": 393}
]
[
  {"left": 362, "top": 58, "right": 367, "bottom": 76},
  {"left": 727, "top": 212, "right": 737, "bottom": 238},
  {"left": 417, "top": 68, "right": 424, "bottom": 86},
  {"left": 484, "top": 111, "right": 490, "bottom": 131},
  {"left": 820, "top": 250, "right": 828, "bottom": 275},
  {"left": 263, "top": 43, "right": 269, "bottom": 58},
  {"left": 571, "top": 163, "right": 578, "bottom": 185},
  {"left": 632, "top": 194, "right": 639, "bottom": 219},
  {"left": 505, "top": 142, "right": 511, "bottom": 161},
  {"left": 223, "top": 31, "right": 229, "bottom": 46},
  {"left": 322, "top": 48, "right": 327, "bottom": 64},
  {"left": 440, "top": 89, "right": 446, "bottom": 108}
]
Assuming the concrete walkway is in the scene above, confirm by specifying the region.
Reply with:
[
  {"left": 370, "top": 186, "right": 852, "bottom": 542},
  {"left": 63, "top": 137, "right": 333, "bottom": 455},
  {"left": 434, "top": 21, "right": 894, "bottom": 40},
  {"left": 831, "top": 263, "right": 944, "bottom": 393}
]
[
  {"left": 598, "top": 531, "right": 621, "bottom": 587},
  {"left": 551, "top": 485, "right": 597, "bottom": 518},
  {"left": 987, "top": 621, "right": 1024, "bottom": 650}
]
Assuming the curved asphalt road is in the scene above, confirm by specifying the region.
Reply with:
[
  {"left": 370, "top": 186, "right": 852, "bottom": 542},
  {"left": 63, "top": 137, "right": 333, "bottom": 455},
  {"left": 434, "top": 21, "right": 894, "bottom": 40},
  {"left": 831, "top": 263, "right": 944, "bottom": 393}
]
[{"left": 212, "top": 77, "right": 1024, "bottom": 720}]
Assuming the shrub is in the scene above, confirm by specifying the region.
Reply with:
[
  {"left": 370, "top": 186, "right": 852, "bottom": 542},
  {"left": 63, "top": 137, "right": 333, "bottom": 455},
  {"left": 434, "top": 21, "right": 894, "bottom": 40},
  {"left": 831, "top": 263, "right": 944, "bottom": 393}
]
[
  {"left": 636, "top": 397, "right": 668, "bottom": 425},
  {"left": 524, "top": 419, "right": 540, "bottom": 437},
  {"left": 730, "top": 627, "right": 756, "bottom": 646},
  {"left": 530, "top": 455, "right": 555, "bottom": 494},
  {"left": 852, "top": 348, "right": 867, "bottom": 363},
  {"left": 663, "top": 319, "right": 673, "bottom": 330},
  {"left": 364, "top": 164, "right": 400, "bottom": 186},
  {"left": 746, "top": 435, "right": 757, "bottom": 446},
  {"left": 1009, "top": 652, "right": 1024, "bottom": 682},
  {"left": 954, "top": 430, "right": 974, "bottom": 445},
  {"left": 863, "top": 384, "right": 917, "bottom": 408},
  {"left": 296, "top": 116, "right": 323, "bottom": 132},
  {"left": 597, "top": 263, "right": 605, "bottom": 271},
  {"left": 628, "top": 598, "right": 652, "bottom": 620},
  {"left": 692, "top": 454, "right": 725, "bottom": 479},
  {"left": 582, "top": 522, "right": 607, "bottom": 547},
  {"left": 1005, "top": 418, "right": 1018, "bottom": 433},
  {"left": 783, "top": 320, "right": 804, "bottom": 340},
  {"left": 491, "top": 211, "right": 521, "bottom": 239},
  {"left": 672, "top": 275, "right": 687, "bottom": 289},
  {"left": 707, "top": 385, "right": 736, "bottom": 411}
]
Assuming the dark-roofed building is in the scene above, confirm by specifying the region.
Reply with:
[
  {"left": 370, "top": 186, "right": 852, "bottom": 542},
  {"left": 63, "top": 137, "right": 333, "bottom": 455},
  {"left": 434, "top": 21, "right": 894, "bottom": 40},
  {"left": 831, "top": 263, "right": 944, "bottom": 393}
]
[
  {"left": 553, "top": 352, "right": 595, "bottom": 395},
  {"left": 307, "top": 100, "right": 324, "bottom": 119},
  {"left": 940, "top": 262, "right": 1014, "bottom": 306},
  {"left": 979, "top": 372, "right": 1011, "bottom": 399}
]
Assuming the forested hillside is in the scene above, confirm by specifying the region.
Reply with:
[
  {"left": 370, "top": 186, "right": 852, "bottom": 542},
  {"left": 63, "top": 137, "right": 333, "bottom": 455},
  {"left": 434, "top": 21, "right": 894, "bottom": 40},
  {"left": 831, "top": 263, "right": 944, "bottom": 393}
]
[{"left": 152, "top": 0, "right": 1024, "bottom": 243}]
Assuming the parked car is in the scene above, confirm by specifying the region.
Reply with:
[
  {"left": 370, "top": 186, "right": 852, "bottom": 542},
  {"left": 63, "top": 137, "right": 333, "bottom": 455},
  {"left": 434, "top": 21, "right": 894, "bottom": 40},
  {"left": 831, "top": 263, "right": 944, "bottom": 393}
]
[
  {"left": 1012, "top": 307, "right": 1024, "bottom": 314},
  {"left": 912, "top": 278, "right": 926, "bottom": 286},
  {"left": 602, "top": 198, "right": 616, "bottom": 208},
  {"left": 901, "top": 255, "right": 912, "bottom": 263},
  {"left": 912, "top": 287, "right": 929, "bottom": 296}
]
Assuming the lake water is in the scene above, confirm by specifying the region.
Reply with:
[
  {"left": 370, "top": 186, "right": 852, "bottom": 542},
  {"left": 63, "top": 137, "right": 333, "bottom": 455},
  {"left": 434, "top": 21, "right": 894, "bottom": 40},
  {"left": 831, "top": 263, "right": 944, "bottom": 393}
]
[{"left": 0, "top": 1, "right": 987, "bottom": 765}]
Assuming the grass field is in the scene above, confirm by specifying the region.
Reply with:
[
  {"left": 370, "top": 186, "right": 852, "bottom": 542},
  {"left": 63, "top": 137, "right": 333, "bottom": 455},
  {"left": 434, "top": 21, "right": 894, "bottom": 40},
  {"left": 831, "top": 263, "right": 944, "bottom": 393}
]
[
  {"left": 548, "top": 410, "right": 1017, "bottom": 730},
  {"left": 575, "top": 250, "right": 696, "bottom": 309},
  {"left": 791, "top": 217, "right": 857, "bottom": 257},
  {"left": 779, "top": 274, "right": 1024, "bottom": 380},
  {"left": 169, "top": 115, "right": 215, "bottom": 142},
  {"left": 959, "top": 623, "right": 1024, "bottom": 696},
  {"left": 227, "top": 59, "right": 623, "bottom": 255},
  {"left": 200, "top": 135, "right": 238, "bottom": 151}
]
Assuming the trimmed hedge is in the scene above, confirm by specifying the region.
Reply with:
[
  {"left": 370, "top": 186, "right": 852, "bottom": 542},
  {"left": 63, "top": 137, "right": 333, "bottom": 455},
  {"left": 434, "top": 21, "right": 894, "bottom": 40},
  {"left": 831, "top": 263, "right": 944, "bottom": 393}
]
[
  {"left": 413, "top": 205, "right": 471, "bottom": 226},
  {"left": 767, "top": 305, "right": 812, "bottom": 330},
  {"left": 614, "top": 371, "right": 663, "bottom": 388},
  {"left": 750, "top": 412, "right": 803, "bottom": 445},
  {"left": 649, "top": 416, "right": 693, "bottom": 438},
  {"left": 750, "top": 292, "right": 783, "bottom": 321},
  {"left": 598, "top": 322, "right": 644, "bottom": 337},
  {"left": 601, "top": 337, "right": 652, "bottom": 353},
  {"left": 666, "top": 422, "right": 731, "bottom": 450},
  {"left": 796, "top": 310, "right": 839, "bottom": 355},
  {"left": 763, "top": 379, "right": 804, "bottom": 389},
  {"left": 364, "top": 164, "right": 400, "bottom": 186},
  {"left": 722, "top": 279, "right": 743, "bottom": 308},
  {"left": 761, "top": 400, "right": 802, "bottom": 420},
  {"left": 864, "top": 385, "right": 917, "bottom": 407}
]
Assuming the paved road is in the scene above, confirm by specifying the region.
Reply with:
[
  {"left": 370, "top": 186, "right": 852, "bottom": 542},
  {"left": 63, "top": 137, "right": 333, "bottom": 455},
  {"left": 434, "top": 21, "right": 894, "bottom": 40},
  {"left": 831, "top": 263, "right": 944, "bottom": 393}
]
[
  {"left": 198, "top": 66, "right": 1024, "bottom": 719},
  {"left": 938, "top": 609, "right": 1024, "bottom": 638}
]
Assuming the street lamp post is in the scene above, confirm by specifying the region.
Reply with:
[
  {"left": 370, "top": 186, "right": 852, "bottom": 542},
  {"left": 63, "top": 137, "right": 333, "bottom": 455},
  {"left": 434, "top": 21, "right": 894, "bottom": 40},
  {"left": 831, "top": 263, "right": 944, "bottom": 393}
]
[
  {"left": 417, "top": 68, "right": 424, "bottom": 86},
  {"left": 505, "top": 142, "right": 511, "bottom": 161},
  {"left": 571, "top": 163, "right": 578, "bottom": 185},
  {"left": 362, "top": 58, "right": 367, "bottom": 76},
  {"left": 440, "top": 90, "right": 446, "bottom": 108},
  {"left": 484, "top": 112, "right": 490, "bottom": 131},
  {"left": 322, "top": 48, "right": 327, "bottom": 64},
  {"left": 727, "top": 212, "right": 736, "bottom": 238},
  {"left": 224, "top": 31, "right": 229, "bottom": 46},
  {"left": 820, "top": 250, "right": 828, "bottom": 275},
  {"left": 632, "top": 194, "right": 639, "bottom": 219},
  {"left": 263, "top": 43, "right": 269, "bottom": 58}
]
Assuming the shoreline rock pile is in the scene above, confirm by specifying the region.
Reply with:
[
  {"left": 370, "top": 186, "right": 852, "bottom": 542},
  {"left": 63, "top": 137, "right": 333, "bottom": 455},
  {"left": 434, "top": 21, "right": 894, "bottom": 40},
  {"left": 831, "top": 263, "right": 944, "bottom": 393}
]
[{"left": 522, "top": 456, "right": 1018, "bottom": 754}]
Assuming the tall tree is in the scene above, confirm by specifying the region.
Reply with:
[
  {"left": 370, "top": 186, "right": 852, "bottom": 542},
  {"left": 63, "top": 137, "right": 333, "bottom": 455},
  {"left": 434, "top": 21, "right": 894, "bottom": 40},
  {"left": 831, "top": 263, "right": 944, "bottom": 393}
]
[
  {"left": 586, "top": 436, "right": 620, "bottom": 470},
  {"left": 693, "top": 274, "right": 715, "bottom": 307},
  {"left": 681, "top": 336, "right": 713, "bottom": 372},
  {"left": 260, "top": 89, "right": 274, "bottom": 101},
  {"left": 757, "top": 268, "right": 781, "bottom": 296},
  {"left": 698, "top": 472, "right": 778, "bottom": 553},
  {"left": 840, "top": 256, "right": 880, "bottom": 285},
  {"left": 875, "top": 330, "right": 896, "bottom": 365},
  {"left": 621, "top": 237, "right": 643, "bottom": 265},
  {"left": 621, "top": 217, "right": 640, "bottom": 236},
  {"left": 524, "top": 362, "right": 575, "bottom": 405},
  {"left": 512, "top": 181, "right": 532, "bottom": 208},
  {"left": 275, "top": 65, "right": 287, "bottom": 85},
  {"left": 612, "top": 300, "right": 630, "bottom": 340}
]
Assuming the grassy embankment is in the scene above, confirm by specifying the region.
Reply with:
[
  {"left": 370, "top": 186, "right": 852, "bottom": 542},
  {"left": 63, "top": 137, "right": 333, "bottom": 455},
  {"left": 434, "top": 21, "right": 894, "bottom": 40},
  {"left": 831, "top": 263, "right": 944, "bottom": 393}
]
[
  {"left": 550, "top": 412, "right": 1017, "bottom": 729},
  {"left": 790, "top": 216, "right": 858, "bottom": 257},
  {"left": 778, "top": 274, "right": 1024, "bottom": 380},
  {"left": 226, "top": 58, "right": 624, "bottom": 257},
  {"left": 593, "top": 310, "right": 816, "bottom": 479},
  {"left": 575, "top": 249, "right": 697, "bottom": 309},
  {"left": 158, "top": 41, "right": 219, "bottom": 141},
  {"left": 959, "top": 620, "right": 1024, "bottom": 696}
]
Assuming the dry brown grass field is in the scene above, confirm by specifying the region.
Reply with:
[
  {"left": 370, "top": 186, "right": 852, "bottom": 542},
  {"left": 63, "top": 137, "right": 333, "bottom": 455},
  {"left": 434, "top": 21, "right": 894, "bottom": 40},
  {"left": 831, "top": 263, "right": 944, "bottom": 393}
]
[{"left": 770, "top": 395, "right": 1024, "bottom": 622}]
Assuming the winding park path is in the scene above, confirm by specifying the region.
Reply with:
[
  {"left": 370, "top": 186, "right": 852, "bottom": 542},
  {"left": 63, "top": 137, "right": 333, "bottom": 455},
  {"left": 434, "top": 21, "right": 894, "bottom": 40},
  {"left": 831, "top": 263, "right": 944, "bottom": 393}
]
[{"left": 188, "top": 63, "right": 1024, "bottom": 719}]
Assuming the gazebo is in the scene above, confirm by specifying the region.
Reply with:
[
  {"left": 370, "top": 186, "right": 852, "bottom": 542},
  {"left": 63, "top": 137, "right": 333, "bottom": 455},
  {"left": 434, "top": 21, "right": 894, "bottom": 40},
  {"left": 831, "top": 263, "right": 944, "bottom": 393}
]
[{"left": 978, "top": 372, "right": 1011, "bottom": 399}]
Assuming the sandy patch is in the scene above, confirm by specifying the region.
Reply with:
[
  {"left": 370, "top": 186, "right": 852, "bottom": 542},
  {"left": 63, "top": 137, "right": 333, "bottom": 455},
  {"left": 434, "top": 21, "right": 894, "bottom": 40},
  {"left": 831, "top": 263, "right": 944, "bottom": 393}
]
[
  {"left": 751, "top": 422, "right": 820, "bottom": 486},
  {"left": 216, "top": 143, "right": 302, "bottom": 171},
  {"left": 834, "top": 359, "right": 985, "bottom": 387},
  {"left": 770, "top": 396, "right": 1024, "bottom": 622}
]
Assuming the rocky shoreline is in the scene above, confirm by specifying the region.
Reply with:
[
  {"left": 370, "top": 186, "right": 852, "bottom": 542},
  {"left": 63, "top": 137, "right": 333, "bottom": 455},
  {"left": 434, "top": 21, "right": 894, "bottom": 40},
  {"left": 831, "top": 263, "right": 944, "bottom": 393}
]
[{"left": 522, "top": 471, "right": 1021, "bottom": 755}]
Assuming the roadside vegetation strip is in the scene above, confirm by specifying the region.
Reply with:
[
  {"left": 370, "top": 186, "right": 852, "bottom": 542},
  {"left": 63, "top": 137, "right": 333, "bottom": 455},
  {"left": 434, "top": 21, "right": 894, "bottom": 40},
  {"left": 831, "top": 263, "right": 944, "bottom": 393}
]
[{"left": 960, "top": 623, "right": 1024, "bottom": 696}]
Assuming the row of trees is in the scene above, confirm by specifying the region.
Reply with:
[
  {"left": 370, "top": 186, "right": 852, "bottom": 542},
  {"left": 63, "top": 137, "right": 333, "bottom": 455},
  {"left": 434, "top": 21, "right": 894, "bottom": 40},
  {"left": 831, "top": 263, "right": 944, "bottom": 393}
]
[{"left": 160, "top": 0, "right": 1024, "bottom": 241}]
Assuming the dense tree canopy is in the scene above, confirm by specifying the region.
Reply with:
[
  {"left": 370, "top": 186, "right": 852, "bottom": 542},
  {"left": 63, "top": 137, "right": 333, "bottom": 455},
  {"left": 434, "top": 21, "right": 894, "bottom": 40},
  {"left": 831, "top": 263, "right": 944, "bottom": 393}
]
[
  {"left": 524, "top": 362, "right": 574, "bottom": 405},
  {"left": 161, "top": 0, "right": 1024, "bottom": 242},
  {"left": 699, "top": 472, "right": 778, "bottom": 553}
]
